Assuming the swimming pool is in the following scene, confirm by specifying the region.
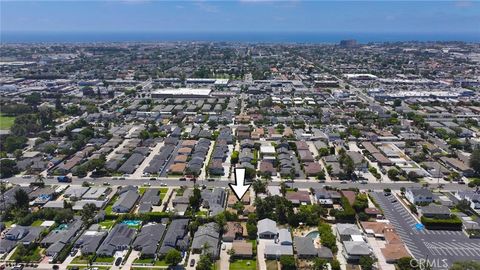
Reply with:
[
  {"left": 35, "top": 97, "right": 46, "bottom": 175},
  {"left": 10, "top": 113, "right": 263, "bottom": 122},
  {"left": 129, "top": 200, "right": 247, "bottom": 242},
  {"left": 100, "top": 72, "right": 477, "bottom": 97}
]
[
  {"left": 305, "top": 230, "right": 319, "bottom": 239},
  {"left": 121, "top": 220, "right": 142, "bottom": 227}
]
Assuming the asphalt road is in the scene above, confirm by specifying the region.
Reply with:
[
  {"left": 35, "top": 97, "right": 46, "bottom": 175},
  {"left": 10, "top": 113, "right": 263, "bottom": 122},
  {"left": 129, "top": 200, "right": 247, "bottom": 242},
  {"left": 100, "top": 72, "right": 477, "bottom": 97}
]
[
  {"left": 4, "top": 176, "right": 473, "bottom": 191},
  {"left": 371, "top": 191, "right": 480, "bottom": 269}
]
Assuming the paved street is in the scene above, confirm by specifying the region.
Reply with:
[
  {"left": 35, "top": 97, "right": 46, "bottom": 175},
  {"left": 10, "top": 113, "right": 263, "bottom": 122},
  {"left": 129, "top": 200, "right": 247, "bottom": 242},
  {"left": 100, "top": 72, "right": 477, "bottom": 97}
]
[
  {"left": 371, "top": 192, "right": 480, "bottom": 269},
  {"left": 4, "top": 175, "right": 473, "bottom": 192}
]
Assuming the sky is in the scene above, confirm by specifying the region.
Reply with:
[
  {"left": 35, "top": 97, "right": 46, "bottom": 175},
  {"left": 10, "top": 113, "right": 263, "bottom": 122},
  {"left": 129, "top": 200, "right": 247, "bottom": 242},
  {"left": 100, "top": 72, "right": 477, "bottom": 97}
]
[{"left": 1, "top": 0, "right": 479, "bottom": 34}]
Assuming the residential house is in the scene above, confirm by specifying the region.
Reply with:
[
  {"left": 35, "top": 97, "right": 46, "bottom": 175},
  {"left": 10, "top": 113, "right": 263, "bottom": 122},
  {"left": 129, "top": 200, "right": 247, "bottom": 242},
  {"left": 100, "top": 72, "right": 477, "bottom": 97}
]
[
  {"left": 419, "top": 205, "right": 452, "bottom": 219},
  {"left": 294, "top": 236, "right": 333, "bottom": 259},
  {"left": 258, "top": 218, "right": 277, "bottom": 239},
  {"left": 405, "top": 188, "right": 434, "bottom": 205},
  {"left": 159, "top": 219, "right": 190, "bottom": 255},
  {"left": 112, "top": 189, "right": 140, "bottom": 213},
  {"left": 96, "top": 224, "right": 136, "bottom": 257},
  {"left": 231, "top": 240, "right": 253, "bottom": 258},
  {"left": 191, "top": 222, "right": 221, "bottom": 258},
  {"left": 75, "top": 229, "right": 108, "bottom": 255},
  {"left": 133, "top": 223, "right": 166, "bottom": 258}
]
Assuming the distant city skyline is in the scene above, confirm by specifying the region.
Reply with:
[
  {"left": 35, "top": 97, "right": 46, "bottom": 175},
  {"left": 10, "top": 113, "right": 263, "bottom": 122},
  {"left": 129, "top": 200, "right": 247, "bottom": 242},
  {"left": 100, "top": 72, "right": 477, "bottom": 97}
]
[{"left": 2, "top": 1, "right": 479, "bottom": 33}]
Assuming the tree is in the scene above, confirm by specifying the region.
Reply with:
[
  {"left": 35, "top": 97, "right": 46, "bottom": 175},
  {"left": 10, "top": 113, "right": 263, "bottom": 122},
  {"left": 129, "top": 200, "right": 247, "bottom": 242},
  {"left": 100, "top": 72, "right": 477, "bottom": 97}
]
[
  {"left": 449, "top": 260, "right": 480, "bottom": 270},
  {"left": 252, "top": 179, "right": 267, "bottom": 194},
  {"left": 81, "top": 203, "right": 97, "bottom": 225},
  {"left": 3, "top": 136, "right": 27, "bottom": 153},
  {"left": 330, "top": 260, "right": 341, "bottom": 270},
  {"left": 280, "top": 255, "right": 296, "bottom": 270},
  {"left": 13, "top": 149, "right": 23, "bottom": 160},
  {"left": 397, "top": 257, "right": 418, "bottom": 270},
  {"left": 15, "top": 189, "right": 30, "bottom": 209},
  {"left": 470, "top": 148, "right": 480, "bottom": 176},
  {"left": 359, "top": 255, "right": 375, "bottom": 270},
  {"left": 0, "top": 159, "right": 19, "bottom": 178},
  {"left": 196, "top": 253, "right": 213, "bottom": 270},
  {"left": 387, "top": 168, "right": 400, "bottom": 181},
  {"left": 407, "top": 171, "right": 420, "bottom": 182},
  {"left": 313, "top": 258, "right": 328, "bottom": 270},
  {"left": 280, "top": 181, "right": 287, "bottom": 196},
  {"left": 165, "top": 249, "right": 182, "bottom": 266},
  {"left": 189, "top": 187, "right": 202, "bottom": 212},
  {"left": 25, "top": 93, "right": 41, "bottom": 107}
]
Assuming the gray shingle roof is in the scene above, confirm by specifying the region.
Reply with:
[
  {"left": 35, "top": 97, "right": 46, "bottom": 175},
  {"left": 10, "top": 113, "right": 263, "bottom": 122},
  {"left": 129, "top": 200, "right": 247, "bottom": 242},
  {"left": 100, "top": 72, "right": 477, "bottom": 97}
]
[{"left": 133, "top": 223, "right": 166, "bottom": 256}]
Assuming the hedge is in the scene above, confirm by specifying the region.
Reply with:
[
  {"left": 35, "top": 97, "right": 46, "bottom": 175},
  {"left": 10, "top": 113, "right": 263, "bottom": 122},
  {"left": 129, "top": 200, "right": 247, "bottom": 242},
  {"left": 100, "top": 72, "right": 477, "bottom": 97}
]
[{"left": 420, "top": 216, "right": 463, "bottom": 230}]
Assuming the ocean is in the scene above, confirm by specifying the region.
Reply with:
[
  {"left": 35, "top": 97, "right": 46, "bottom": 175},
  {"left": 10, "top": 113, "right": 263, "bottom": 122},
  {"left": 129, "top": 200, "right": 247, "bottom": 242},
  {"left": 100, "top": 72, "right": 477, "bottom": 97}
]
[{"left": 1, "top": 31, "right": 479, "bottom": 43}]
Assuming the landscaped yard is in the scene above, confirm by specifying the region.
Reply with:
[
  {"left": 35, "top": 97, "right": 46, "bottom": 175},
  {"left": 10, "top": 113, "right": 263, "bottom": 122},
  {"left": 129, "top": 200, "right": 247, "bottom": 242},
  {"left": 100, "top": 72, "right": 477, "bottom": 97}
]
[
  {"left": 71, "top": 254, "right": 95, "bottom": 264},
  {"left": 31, "top": 220, "right": 44, "bottom": 227},
  {"left": 11, "top": 245, "right": 43, "bottom": 262},
  {"left": 68, "top": 266, "right": 111, "bottom": 270},
  {"left": 99, "top": 219, "right": 116, "bottom": 229},
  {"left": 0, "top": 114, "right": 15, "bottom": 130},
  {"left": 154, "top": 259, "right": 168, "bottom": 266},
  {"left": 230, "top": 259, "right": 257, "bottom": 270},
  {"left": 94, "top": 256, "right": 115, "bottom": 263},
  {"left": 133, "top": 257, "right": 154, "bottom": 264}
]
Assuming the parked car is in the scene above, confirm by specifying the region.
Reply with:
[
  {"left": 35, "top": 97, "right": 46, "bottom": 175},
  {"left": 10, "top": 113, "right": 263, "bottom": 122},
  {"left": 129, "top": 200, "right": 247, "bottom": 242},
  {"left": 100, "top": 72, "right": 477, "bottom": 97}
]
[
  {"left": 149, "top": 177, "right": 157, "bottom": 181},
  {"left": 390, "top": 199, "right": 397, "bottom": 203},
  {"left": 190, "top": 259, "right": 196, "bottom": 267},
  {"left": 179, "top": 177, "right": 186, "bottom": 181},
  {"left": 115, "top": 257, "right": 122, "bottom": 266}
]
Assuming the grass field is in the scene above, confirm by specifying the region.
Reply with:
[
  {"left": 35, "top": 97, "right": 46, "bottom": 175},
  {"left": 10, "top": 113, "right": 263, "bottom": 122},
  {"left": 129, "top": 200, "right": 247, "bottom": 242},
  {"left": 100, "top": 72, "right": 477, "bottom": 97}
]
[
  {"left": 0, "top": 114, "right": 15, "bottom": 130},
  {"left": 230, "top": 259, "right": 257, "bottom": 270},
  {"left": 99, "top": 219, "right": 116, "bottom": 229},
  {"left": 31, "top": 220, "right": 45, "bottom": 227},
  {"left": 94, "top": 256, "right": 115, "bottom": 263}
]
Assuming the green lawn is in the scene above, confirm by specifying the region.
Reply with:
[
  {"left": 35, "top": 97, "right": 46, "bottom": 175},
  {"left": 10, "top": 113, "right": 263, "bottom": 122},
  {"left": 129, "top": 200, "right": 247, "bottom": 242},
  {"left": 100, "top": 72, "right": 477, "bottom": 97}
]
[
  {"left": 159, "top": 188, "right": 168, "bottom": 193},
  {"left": 11, "top": 246, "right": 43, "bottom": 262},
  {"left": 31, "top": 220, "right": 44, "bottom": 227},
  {"left": 133, "top": 257, "right": 154, "bottom": 264},
  {"left": 0, "top": 114, "right": 15, "bottom": 130},
  {"left": 99, "top": 219, "right": 116, "bottom": 229},
  {"left": 230, "top": 259, "right": 257, "bottom": 270},
  {"left": 71, "top": 254, "right": 95, "bottom": 264},
  {"left": 95, "top": 256, "right": 115, "bottom": 263},
  {"left": 68, "top": 266, "right": 110, "bottom": 270},
  {"left": 154, "top": 259, "right": 168, "bottom": 266}
]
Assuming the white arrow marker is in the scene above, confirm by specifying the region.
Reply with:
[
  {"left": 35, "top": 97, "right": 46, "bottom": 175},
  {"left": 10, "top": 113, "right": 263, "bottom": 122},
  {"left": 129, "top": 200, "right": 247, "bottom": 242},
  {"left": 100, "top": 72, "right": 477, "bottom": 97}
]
[{"left": 229, "top": 168, "right": 251, "bottom": 201}]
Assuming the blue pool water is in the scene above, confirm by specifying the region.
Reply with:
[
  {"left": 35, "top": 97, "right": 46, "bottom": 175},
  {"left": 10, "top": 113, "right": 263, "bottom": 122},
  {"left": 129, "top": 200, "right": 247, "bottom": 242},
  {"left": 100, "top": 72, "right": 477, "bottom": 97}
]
[
  {"left": 305, "top": 231, "right": 319, "bottom": 239},
  {"left": 122, "top": 220, "right": 141, "bottom": 227}
]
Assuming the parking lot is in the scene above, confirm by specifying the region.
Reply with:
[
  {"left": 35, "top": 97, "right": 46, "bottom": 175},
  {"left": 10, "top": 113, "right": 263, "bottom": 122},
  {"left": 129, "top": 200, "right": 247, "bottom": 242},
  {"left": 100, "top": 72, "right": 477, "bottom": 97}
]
[{"left": 370, "top": 192, "right": 480, "bottom": 269}]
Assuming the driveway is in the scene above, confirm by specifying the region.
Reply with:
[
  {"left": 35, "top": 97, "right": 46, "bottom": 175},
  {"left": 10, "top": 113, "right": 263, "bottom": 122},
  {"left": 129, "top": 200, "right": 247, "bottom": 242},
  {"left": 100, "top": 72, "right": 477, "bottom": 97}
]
[
  {"left": 219, "top": 242, "right": 232, "bottom": 270},
  {"left": 121, "top": 250, "right": 139, "bottom": 270},
  {"left": 257, "top": 239, "right": 274, "bottom": 270}
]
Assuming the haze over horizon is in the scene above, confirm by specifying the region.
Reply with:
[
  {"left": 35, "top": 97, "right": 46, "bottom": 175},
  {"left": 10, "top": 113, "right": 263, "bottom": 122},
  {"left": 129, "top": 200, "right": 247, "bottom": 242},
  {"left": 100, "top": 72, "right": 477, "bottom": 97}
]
[{"left": 1, "top": 0, "right": 480, "bottom": 42}]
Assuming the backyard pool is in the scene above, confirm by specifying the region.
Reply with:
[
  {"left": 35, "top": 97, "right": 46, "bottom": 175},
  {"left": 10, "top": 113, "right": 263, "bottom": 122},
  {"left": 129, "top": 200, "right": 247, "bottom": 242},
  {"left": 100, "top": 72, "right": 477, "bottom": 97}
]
[
  {"left": 305, "top": 230, "right": 319, "bottom": 239},
  {"left": 122, "top": 220, "right": 142, "bottom": 228}
]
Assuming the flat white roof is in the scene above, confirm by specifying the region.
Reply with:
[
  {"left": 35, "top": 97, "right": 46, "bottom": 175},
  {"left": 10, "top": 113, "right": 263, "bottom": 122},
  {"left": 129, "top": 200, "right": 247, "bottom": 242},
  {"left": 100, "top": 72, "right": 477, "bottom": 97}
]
[
  {"left": 260, "top": 145, "right": 276, "bottom": 154},
  {"left": 152, "top": 88, "right": 211, "bottom": 96}
]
